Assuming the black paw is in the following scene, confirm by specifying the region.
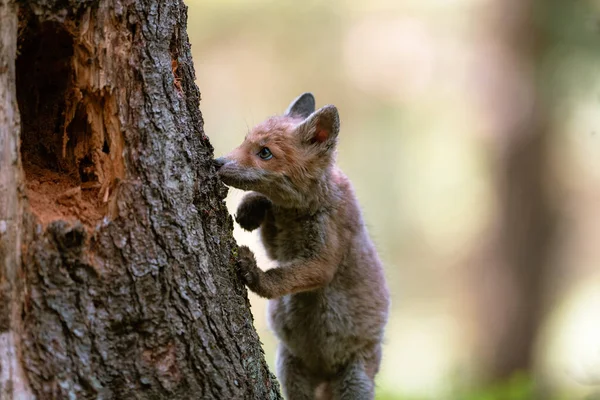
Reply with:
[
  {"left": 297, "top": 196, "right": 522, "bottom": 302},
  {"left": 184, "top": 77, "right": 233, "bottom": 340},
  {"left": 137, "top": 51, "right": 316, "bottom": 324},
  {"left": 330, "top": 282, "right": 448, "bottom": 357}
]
[
  {"left": 237, "top": 245, "right": 261, "bottom": 287},
  {"left": 235, "top": 196, "right": 271, "bottom": 231}
]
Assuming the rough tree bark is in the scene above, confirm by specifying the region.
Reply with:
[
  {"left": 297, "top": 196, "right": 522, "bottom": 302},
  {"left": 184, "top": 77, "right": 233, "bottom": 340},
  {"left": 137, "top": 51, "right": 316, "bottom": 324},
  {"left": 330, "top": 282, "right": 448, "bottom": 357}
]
[{"left": 0, "top": 0, "right": 281, "bottom": 398}]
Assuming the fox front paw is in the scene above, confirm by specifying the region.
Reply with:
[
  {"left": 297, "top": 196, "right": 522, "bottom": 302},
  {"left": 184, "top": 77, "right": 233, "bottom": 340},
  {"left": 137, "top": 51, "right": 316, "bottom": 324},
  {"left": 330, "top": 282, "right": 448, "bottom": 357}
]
[
  {"left": 236, "top": 245, "right": 262, "bottom": 289},
  {"left": 235, "top": 195, "right": 271, "bottom": 231}
]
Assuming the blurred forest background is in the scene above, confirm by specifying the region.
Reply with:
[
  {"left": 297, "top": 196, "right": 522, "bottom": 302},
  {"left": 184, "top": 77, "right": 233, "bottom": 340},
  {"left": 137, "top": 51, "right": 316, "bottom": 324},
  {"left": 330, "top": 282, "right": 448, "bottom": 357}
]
[{"left": 185, "top": 0, "right": 600, "bottom": 398}]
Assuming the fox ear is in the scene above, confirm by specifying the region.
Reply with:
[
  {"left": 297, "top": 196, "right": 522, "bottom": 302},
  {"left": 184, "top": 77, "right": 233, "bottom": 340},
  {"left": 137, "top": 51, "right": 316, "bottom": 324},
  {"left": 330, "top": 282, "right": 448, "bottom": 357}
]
[
  {"left": 285, "top": 92, "right": 315, "bottom": 119},
  {"left": 296, "top": 105, "right": 340, "bottom": 149}
]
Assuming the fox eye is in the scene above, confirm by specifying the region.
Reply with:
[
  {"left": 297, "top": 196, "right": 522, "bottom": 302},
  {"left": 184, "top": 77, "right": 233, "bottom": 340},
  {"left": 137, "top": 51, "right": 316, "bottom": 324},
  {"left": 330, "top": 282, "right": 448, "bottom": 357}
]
[{"left": 258, "top": 147, "right": 273, "bottom": 160}]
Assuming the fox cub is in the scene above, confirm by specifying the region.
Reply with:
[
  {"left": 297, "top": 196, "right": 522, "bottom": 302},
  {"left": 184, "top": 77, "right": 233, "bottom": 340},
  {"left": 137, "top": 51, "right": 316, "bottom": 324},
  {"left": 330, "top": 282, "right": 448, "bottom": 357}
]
[{"left": 214, "top": 93, "right": 389, "bottom": 400}]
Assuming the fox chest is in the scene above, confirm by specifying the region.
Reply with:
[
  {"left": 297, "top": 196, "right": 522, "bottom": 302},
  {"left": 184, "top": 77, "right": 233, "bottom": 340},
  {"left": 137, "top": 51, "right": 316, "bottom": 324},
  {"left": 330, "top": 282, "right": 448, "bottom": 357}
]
[
  {"left": 268, "top": 290, "right": 357, "bottom": 375},
  {"left": 259, "top": 211, "right": 326, "bottom": 262}
]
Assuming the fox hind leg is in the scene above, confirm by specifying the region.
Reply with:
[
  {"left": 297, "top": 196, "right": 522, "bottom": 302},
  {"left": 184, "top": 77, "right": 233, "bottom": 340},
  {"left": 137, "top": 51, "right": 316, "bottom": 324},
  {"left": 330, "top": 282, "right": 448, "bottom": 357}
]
[
  {"left": 277, "top": 345, "right": 319, "bottom": 400},
  {"left": 330, "top": 359, "right": 374, "bottom": 400}
]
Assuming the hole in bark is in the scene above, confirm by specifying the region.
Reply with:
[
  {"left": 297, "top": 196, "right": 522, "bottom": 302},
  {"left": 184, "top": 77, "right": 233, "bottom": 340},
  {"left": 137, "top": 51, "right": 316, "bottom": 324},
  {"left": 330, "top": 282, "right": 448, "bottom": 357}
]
[
  {"left": 16, "top": 12, "right": 106, "bottom": 228},
  {"left": 169, "top": 31, "right": 183, "bottom": 94}
]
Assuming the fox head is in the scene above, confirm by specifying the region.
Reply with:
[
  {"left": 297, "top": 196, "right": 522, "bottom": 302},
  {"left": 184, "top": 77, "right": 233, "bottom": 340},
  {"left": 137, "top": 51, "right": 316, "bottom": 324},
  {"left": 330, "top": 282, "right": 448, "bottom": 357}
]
[{"left": 214, "top": 93, "right": 340, "bottom": 208}]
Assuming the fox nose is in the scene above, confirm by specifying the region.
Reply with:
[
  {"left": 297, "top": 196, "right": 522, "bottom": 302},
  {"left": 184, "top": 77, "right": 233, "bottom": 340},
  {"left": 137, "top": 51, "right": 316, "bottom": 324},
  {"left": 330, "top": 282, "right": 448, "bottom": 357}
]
[{"left": 213, "top": 157, "right": 227, "bottom": 169}]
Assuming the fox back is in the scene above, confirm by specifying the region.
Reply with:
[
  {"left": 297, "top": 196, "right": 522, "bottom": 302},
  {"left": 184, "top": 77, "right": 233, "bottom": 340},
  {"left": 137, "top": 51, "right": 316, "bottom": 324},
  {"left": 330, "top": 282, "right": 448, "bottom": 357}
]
[{"left": 215, "top": 93, "right": 389, "bottom": 400}]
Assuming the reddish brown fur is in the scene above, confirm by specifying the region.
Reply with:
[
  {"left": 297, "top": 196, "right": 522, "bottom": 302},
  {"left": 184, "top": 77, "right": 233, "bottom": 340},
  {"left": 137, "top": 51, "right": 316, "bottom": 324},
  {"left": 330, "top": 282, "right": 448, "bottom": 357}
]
[{"left": 215, "top": 93, "right": 389, "bottom": 400}]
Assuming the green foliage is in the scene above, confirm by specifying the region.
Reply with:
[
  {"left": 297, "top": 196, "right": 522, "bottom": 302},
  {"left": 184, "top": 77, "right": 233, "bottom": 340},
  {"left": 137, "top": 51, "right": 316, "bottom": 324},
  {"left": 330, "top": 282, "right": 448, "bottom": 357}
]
[
  {"left": 375, "top": 372, "right": 537, "bottom": 400},
  {"left": 458, "top": 373, "right": 534, "bottom": 400}
]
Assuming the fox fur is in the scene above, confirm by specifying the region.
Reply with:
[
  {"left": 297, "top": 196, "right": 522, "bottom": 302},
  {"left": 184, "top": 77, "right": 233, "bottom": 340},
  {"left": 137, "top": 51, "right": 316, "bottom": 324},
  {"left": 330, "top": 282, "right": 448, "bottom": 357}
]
[{"left": 214, "top": 93, "right": 390, "bottom": 400}]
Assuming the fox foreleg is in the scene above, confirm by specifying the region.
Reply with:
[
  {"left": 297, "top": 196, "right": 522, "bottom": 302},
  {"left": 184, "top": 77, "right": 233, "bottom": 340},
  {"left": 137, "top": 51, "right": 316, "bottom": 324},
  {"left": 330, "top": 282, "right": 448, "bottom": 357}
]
[
  {"left": 236, "top": 246, "right": 336, "bottom": 299},
  {"left": 235, "top": 191, "right": 272, "bottom": 231}
]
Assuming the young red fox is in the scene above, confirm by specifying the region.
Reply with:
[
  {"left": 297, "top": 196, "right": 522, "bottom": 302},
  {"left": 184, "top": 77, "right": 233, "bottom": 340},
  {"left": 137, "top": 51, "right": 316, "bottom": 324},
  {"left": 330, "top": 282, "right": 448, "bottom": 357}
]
[{"left": 214, "top": 93, "right": 390, "bottom": 400}]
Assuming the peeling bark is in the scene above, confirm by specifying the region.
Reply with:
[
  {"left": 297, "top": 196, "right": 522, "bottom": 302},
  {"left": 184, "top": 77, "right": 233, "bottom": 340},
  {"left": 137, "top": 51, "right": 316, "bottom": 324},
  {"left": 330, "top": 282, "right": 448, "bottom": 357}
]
[
  {"left": 1, "top": 0, "right": 35, "bottom": 398},
  {"left": 0, "top": 0, "right": 281, "bottom": 398}
]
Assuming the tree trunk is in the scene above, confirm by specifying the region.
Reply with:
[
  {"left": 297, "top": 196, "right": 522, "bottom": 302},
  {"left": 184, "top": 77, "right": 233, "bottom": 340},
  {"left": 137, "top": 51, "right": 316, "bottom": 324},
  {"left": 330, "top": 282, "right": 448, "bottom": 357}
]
[
  {"left": 471, "top": 0, "right": 555, "bottom": 382},
  {"left": 0, "top": 0, "right": 281, "bottom": 399}
]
